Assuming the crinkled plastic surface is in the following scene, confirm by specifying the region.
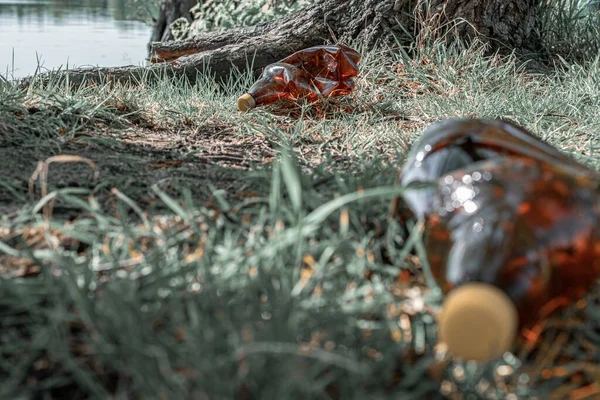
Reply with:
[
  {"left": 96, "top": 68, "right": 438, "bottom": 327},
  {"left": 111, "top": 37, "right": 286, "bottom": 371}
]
[
  {"left": 398, "top": 118, "right": 600, "bottom": 329},
  {"left": 239, "top": 44, "right": 360, "bottom": 109}
]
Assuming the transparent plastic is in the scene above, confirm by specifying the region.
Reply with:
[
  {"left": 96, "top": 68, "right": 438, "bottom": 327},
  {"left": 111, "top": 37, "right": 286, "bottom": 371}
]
[
  {"left": 237, "top": 44, "right": 361, "bottom": 111},
  {"left": 398, "top": 119, "right": 600, "bottom": 330}
]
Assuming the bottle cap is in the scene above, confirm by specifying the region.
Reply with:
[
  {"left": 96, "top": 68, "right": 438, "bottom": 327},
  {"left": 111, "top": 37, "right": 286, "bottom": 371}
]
[
  {"left": 237, "top": 93, "right": 256, "bottom": 111},
  {"left": 438, "top": 283, "right": 518, "bottom": 362}
]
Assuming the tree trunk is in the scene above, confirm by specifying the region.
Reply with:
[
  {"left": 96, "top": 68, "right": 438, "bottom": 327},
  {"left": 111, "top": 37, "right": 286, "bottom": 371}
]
[
  {"left": 20, "top": 0, "right": 542, "bottom": 89},
  {"left": 150, "top": 0, "right": 198, "bottom": 46},
  {"left": 150, "top": 0, "right": 541, "bottom": 80}
]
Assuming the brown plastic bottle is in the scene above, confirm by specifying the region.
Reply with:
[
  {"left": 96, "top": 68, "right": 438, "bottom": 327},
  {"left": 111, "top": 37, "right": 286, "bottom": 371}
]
[
  {"left": 397, "top": 119, "right": 600, "bottom": 362},
  {"left": 237, "top": 44, "right": 361, "bottom": 111}
]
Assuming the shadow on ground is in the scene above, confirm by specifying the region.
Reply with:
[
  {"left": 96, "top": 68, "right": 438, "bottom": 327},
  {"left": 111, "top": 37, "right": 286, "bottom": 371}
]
[{"left": 0, "top": 122, "right": 281, "bottom": 217}]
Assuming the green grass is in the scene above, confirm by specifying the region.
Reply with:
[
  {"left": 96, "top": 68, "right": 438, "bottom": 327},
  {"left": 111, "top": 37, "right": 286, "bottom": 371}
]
[
  {"left": 538, "top": 0, "right": 600, "bottom": 60},
  {"left": 1, "top": 38, "right": 600, "bottom": 399},
  {"left": 170, "top": 0, "right": 313, "bottom": 39}
]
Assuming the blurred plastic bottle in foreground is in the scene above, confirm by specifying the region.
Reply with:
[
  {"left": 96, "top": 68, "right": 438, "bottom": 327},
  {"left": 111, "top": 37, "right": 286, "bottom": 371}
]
[
  {"left": 237, "top": 44, "right": 361, "bottom": 111},
  {"left": 395, "top": 118, "right": 600, "bottom": 362}
]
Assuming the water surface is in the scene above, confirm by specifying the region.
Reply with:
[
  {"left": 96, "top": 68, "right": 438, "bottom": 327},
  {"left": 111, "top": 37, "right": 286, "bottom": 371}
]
[{"left": 0, "top": 0, "right": 153, "bottom": 79}]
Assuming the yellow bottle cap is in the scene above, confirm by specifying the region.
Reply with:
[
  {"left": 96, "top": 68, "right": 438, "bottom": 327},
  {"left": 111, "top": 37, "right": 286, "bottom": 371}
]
[
  {"left": 237, "top": 93, "right": 256, "bottom": 111},
  {"left": 438, "top": 283, "right": 518, "bottom": 362}
]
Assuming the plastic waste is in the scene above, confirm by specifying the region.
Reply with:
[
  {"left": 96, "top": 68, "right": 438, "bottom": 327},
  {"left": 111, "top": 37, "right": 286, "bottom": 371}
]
[
  {"left": 237, "top": 44, "right": 361, "bottom": 111},
  {"left": 396, "top": 118, "right": 600, "bottom": 361}
]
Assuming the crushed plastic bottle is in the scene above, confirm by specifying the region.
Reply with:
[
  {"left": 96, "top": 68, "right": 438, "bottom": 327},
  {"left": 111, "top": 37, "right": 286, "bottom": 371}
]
[
  {"left": 395, "top": 118, "right": 600, "bottom": 362},
  {"left": 237, "top": 44, "right": 361, "bottom": 111}
]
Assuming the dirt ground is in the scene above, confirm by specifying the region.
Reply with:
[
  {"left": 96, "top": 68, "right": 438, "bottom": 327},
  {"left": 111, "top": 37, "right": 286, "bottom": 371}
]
[{"left": 0, "top": 122, "right": 279, "bottom": 217}]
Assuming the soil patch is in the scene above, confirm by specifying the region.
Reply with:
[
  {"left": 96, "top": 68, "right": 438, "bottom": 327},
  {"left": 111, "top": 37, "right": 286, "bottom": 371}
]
[{"left": 0, "top": 123, "right": 276, "bottom": 217}]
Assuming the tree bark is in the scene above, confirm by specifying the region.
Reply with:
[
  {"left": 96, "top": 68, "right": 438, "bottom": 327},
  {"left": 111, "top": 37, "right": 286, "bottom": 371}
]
[
  {"left": 18, "top": 65, "right": 177, "bottom": 90},
  {"left": 150, "top": 0, "right": 541, "bottom": 79},
  {"left": 20, "top": 0, "right": 542, "bottom": 89},
  {"left": 150, "top": 0, "right": 199, "bottom": 46}
]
